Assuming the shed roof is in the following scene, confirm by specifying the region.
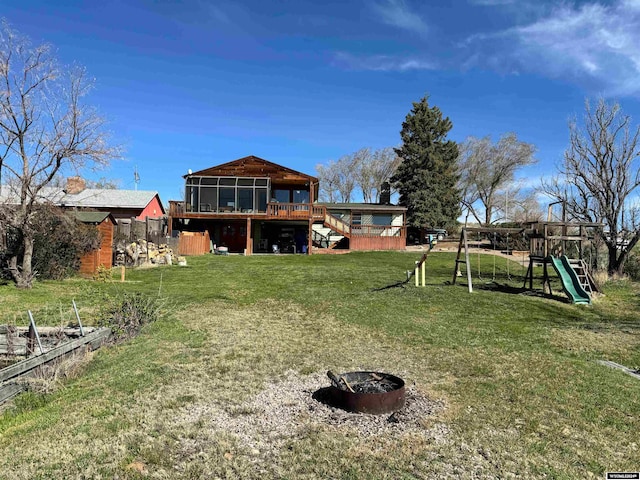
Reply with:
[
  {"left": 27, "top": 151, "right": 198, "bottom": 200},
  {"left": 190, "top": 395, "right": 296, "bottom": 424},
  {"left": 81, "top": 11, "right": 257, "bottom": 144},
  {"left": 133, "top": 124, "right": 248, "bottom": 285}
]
[{"left": 72, "top": 211, "right": 114, "bottom": 224}]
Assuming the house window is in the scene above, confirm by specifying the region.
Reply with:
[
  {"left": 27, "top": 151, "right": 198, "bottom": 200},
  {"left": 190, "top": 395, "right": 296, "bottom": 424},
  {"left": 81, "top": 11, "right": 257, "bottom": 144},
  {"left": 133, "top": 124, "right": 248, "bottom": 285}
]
[
  {"left": 372, "top": 214, "right": 392, "bottom": 225},
  {"left": 187, "top": 186, "right": 199, "bottom": 212},
  {"left": 199, "top": 187, "right": 217, "bottom": 212},
  {"left": 273, "top": 189, "right": 290, "bottom": 203},
  {"left": 352, "top": 213, "right": 362, "bottom": 225},
  {"left": 293, "top": 189, "right": 309, "bottom": 203},
  {"left": 219, "top": 188, "right": 235, "bottom": 209},
  {"left": 184, "top": 176, "right": 271, "bottom": 213},
  {"left": 256, "top": 189, "right": 267, "bottom": 212},
  {"left": 238, "top": 188, "right": 253, "bottom": 211}
]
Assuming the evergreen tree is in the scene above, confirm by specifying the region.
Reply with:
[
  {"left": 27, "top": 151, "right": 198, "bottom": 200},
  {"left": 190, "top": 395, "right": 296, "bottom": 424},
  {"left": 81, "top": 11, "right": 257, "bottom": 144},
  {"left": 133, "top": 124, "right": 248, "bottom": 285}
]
[{"left": 392, "top": 96, "right": 461, "bottom": 229}]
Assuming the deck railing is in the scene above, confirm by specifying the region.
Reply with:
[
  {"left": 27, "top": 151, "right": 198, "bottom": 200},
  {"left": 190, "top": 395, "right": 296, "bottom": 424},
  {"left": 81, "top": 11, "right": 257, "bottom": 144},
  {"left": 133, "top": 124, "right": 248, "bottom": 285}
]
[
  {"left": 169, "top": 200, "right": 185, "bottom": 217},
  {"left": 266, "top": 203, "right": 313, "bottom": 218},
  {"left": 351, "top": 225, "right": 405, "bottom": 237}
]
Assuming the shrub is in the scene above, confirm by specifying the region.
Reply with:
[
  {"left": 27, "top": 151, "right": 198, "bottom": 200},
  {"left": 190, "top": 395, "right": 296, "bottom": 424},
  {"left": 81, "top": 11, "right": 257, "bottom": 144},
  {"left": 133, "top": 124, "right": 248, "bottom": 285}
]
[
  {"left": 98, "top": 293, "right": 161, "bottom": 340},
  {"left": 1, "top": 206, "right": 101, "bottom": 280},
  {"left": 32, "top": 207, "right": 101, "bottom": 279},
  {"left": 93, "top": 264, "right": 112, "bottom": 282},
  {"left": 623, "top": 254, "right": 640, "bottom": 281}
]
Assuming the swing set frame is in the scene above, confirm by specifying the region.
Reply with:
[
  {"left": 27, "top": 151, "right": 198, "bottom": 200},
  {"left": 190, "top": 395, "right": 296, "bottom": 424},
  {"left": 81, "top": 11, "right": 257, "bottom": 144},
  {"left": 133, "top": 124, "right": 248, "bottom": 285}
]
[{"left": 452, "top": 227, "right": 526, "bottom": 293}]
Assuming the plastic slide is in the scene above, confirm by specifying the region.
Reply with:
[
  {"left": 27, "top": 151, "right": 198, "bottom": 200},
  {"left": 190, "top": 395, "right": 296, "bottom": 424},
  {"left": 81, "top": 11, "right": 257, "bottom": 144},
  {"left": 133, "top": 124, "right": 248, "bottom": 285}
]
[{"left": 549, "top": 255, "right": 591, "bottom": 305}]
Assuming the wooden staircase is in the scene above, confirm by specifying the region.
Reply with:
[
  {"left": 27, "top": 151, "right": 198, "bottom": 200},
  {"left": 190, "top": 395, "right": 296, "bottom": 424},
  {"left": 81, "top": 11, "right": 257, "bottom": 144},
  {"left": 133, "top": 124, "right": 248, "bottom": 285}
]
[
  {"left": 567, "top": 258, "right": 600, "bottom": 295},
  {"left": 312, "top": 228, "right": 344, "bottom": 249},
  {"left": 322, "top": 211, "right": 351, "bottom": 238},
  {"left": 310, "top": 210, "right": 351, "bottom": 250}
]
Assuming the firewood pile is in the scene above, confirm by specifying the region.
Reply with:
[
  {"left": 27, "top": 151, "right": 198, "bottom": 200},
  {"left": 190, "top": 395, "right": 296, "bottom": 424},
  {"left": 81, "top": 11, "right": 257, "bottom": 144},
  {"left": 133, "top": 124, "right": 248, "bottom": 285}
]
[{"left": 114, "top": 239, "right": 177, "bottom": 266}]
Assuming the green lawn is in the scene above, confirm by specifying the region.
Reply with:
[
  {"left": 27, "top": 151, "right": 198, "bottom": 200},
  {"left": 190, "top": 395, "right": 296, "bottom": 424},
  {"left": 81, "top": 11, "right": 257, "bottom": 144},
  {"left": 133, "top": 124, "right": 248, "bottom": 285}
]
[{"left": 0, "top": 251, "right": 639, "bottom": 479}]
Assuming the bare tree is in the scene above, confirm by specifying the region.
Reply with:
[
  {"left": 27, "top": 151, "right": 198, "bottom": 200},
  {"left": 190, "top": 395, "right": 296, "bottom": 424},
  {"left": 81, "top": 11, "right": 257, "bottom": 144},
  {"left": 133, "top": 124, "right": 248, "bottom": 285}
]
[
  {"left": 458, "top": 133, "right": 536, "bottom": 225},
  {"left": 316, "top": 147, "right": 401, "bottom": 203},
  {"left": 86, "top": 177, "right": 120, "bottom": 189},
  {"left": 316, "top": 161, "right": 340, "bottom": 202},
  {"left": 0, "top": 21, "right": 120, "bottom": 287},
  {"left": 543, "top": 98, "right": 640, "bottom": 275},
  {"left": 335, "top": 153, "right": 358, "bottom": 202},
  {"left": 356, "top": 147, "right": 401, "bottom": 203},
  {"left": 316, "top": 154, "right": 358, "bottom": 202},
  {"left": 493, "top": 189, "right": 543, "bottom": 223}
]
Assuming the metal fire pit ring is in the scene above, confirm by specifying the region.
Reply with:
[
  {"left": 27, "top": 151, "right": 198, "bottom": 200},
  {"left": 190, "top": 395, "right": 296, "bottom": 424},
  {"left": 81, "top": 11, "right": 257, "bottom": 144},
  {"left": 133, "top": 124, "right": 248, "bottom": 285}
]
[{"left": 328, "top": 371, "right": 406, "bottom": 415}]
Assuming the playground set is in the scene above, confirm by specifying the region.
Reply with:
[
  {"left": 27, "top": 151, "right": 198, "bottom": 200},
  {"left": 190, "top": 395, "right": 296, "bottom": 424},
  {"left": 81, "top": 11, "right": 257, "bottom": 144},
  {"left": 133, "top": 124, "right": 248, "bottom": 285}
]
[{"left": 448, "top": 202, "right": 602, "bottom": 304}]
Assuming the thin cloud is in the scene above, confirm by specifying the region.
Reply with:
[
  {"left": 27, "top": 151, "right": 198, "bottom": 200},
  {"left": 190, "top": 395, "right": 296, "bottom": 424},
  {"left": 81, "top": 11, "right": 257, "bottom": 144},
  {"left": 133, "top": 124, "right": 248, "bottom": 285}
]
[
  {"left": 469, "top": 0, "right": 640, "bottom": 95},
  {"left": 333, "top": 52, "right": 436, "bottom": 72},
  {"left": 372, "top": 0, "right": 428, "bottom": 36}
]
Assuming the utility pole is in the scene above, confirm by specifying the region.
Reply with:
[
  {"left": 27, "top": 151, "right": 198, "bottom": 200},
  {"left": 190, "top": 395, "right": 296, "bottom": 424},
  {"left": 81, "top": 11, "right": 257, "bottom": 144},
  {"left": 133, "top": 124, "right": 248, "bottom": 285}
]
[{"left": 134, "top": 166, "right": 140, "bottom": 191}]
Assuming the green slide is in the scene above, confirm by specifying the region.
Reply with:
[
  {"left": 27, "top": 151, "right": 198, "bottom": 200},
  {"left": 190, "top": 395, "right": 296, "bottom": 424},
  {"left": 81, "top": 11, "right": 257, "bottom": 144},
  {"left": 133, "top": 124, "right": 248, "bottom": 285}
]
[{"left": 549, "top": 255, "right": 591, "bottom": 305}]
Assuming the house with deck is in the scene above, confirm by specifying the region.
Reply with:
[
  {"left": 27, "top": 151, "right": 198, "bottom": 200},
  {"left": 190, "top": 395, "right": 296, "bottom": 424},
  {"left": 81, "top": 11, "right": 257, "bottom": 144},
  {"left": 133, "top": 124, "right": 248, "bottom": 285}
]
[{"left": 168, "top": 155, "right": 406, "bottom": 254}]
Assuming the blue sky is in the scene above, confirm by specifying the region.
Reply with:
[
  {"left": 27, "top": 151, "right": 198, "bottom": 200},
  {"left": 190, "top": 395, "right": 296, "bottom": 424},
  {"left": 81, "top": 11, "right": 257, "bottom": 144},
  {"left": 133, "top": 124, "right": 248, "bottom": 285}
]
[{"left": 4, "top": 0, "right": 640, "bottom": 203}]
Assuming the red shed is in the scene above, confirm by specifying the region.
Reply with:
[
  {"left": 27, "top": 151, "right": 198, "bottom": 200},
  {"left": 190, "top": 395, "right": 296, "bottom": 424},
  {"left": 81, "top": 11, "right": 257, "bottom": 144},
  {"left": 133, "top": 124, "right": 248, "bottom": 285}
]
[{"left": 74, "top": 212, "right": 115, "bottom": 276}]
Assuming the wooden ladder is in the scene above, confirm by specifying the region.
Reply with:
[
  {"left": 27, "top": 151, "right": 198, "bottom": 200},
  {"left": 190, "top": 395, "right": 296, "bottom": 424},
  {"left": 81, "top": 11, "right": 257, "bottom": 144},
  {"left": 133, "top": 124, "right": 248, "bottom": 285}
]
[{"left": 568, "top": 258, "right": 600, "bottom": 294}]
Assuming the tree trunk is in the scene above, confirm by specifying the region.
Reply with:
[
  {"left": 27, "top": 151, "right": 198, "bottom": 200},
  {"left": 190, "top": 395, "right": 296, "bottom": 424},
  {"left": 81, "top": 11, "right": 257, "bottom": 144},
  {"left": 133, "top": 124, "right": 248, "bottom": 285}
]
[
  {"left": 607, "top": 243, "right": 626, "bottom": 276},
  {"left": 10, "top": 235, "right": 35, "bottom": 288},
  {"left": 484, "top": 206, "right": 492, "bottom": 226}
]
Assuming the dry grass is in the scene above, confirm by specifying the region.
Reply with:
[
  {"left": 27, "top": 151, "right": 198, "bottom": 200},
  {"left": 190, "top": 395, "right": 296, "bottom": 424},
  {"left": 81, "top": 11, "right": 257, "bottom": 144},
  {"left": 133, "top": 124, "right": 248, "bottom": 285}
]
[
  {"left": 551, "top": 328, "right": 640, "bottom": 360},
  {"left": 1, "top": 252, "right": 640, "bottom": 478},
  {"left": 19, "top": 349, "right": 96, "bottom": 396},
  {"left": 0, "top": 300, "right": 454, "bottom": 479}
]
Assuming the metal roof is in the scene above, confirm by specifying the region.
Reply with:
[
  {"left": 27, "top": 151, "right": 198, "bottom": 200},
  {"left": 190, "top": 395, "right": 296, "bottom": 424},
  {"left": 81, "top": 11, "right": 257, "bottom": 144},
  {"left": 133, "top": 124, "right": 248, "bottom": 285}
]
[{"left": 0, "top": 186, "right": 163, "bottom": 211}]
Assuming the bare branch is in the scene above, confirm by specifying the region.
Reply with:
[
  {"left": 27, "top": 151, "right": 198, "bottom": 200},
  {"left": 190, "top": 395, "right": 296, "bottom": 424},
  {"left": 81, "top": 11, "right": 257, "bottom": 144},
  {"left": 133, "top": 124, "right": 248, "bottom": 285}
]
[
  {"left": 541, "top": 97, "right": 640, "bottom": 275},
  {"left": 0, "top": 20, "right": 121, "bottom": 287},
  {"left": 458, "top": 133, "right": 537, "bottom": 225}
]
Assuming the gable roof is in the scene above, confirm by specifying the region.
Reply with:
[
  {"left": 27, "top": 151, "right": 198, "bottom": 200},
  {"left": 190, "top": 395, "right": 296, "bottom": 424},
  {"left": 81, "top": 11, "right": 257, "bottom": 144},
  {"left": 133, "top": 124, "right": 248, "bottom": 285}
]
[
  {"left": 187, "top": 155, "right": 318, "bottom": 184},
  {"left": 0, "top": 186, "right": 165, "bottom": 213}
]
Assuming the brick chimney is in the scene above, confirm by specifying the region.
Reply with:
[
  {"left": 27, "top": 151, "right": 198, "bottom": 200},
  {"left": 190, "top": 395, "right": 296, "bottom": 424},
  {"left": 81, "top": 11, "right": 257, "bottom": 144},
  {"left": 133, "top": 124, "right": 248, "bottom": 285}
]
[
  {"left": 64, "top": 176, "right": 86, "bottom": 195},
  {"left": 379, "top": 181, "right": 391, "bottom": 205}
]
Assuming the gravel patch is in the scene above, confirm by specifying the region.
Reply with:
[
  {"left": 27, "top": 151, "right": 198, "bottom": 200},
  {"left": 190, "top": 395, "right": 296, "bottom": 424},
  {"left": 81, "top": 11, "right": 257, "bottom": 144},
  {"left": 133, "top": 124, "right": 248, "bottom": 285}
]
[{"left": 176, "top": 370, "right": 448, "bottom": 456}]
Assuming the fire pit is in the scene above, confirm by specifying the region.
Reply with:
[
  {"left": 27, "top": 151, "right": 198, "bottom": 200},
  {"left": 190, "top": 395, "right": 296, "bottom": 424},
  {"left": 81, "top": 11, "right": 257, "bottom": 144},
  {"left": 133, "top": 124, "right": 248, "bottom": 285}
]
[{"left": 326, "top": 370, "right": 406, "bottom": 414}]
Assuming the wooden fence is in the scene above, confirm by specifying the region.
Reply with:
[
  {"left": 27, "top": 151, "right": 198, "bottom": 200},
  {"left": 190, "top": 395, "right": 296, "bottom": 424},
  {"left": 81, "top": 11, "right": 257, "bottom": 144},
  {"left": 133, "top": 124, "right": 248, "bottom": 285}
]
[
  {"left": 114, "top": 217, "right": 167, "bottom": 246},
  {"left": 350, "top": 235, "right": 406, "bottom": 251},
  {"left": 178, "top": 231, "right": 211, "bottom": 256}
]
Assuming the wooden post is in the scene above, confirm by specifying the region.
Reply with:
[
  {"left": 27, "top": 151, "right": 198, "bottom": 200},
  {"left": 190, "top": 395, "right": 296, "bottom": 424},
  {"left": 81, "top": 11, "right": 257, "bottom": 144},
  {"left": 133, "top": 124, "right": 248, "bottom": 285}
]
[
  {"left": 543, "top": 260, "right": 551, "bottom": 295},
  {"left": 121, "top": 265, "right": 125, "bottom": 282},
  {"left": 452, "top": 231, "right": 464, "bottom": 285},
  {"left": 464, "top": 229, "right": 473, "bottom": 293},
  {"left": 308, "top": 219, "right": 313, "bottom": 255},
  {"left": 145, "top": 217, "right": 150, "bottom": 263},
  {"left": 421, "top": 259, "right": 426, "bottom": 287},
  {"left": 415, "top": 262, "right": 419, "bottom": 287},
  {"left": 246, "top": 217, "right": 252, "bottom": 255},
  {"left": 579, "top": 225, "right": 584, "bottom": 260},
  {"left": 26, "top": 323, "right": 35, "bottom": 356}
]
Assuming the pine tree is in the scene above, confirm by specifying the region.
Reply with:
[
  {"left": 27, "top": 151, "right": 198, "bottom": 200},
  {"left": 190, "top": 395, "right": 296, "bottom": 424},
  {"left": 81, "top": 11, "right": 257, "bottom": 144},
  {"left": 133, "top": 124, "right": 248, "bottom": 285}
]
[{"left": 392, "top": 96, "right": 461, "bottom": 229}]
